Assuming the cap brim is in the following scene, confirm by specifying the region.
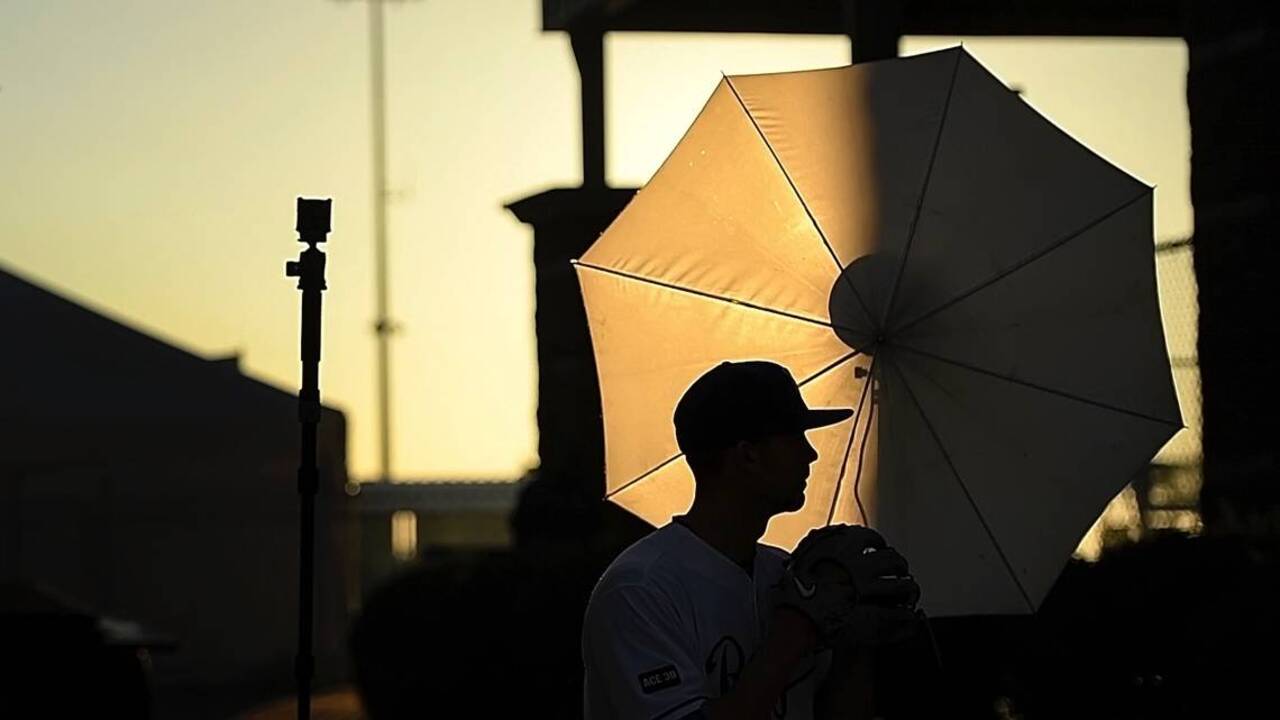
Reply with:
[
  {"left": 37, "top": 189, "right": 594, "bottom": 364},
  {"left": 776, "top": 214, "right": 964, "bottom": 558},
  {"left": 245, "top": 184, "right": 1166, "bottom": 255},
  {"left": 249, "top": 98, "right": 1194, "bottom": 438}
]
[{"left": 800, "top": 408, "right": 854, "bottom": 430}]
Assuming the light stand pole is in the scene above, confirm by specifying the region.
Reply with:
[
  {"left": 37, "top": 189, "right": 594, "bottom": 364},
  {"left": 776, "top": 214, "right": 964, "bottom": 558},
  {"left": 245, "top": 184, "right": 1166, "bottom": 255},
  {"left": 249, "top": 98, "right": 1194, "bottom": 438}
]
[
  {"left": 285, "top": 197, "right": 332, "bottom": 719},
  {"left": 367, "top": 0, "right": 394, "bottom": 482}
]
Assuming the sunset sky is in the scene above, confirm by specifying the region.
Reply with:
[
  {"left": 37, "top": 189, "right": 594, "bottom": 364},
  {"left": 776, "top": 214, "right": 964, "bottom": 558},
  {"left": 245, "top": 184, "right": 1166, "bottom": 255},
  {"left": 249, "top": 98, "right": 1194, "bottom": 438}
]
[{"left": 1, "top": 1, "right": 1192, "bottom": 482}]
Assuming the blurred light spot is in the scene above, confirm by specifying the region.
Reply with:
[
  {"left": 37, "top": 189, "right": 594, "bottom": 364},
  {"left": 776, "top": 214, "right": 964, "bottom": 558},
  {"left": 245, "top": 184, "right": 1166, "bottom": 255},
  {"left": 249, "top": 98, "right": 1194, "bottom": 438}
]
[{"left": 391, "top": 510, "right": 418, "bottom": 561}]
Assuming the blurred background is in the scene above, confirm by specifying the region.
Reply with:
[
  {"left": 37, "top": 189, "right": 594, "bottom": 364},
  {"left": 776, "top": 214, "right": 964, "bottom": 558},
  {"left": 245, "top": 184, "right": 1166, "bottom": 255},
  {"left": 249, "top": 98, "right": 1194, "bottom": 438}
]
[{"left": 2, "top": 1, "right": 1275, "bottom": 718}]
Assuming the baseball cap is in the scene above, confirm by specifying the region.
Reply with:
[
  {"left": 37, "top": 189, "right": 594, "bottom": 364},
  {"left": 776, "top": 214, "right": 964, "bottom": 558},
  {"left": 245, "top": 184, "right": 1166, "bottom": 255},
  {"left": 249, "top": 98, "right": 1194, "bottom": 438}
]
[{"left": 673, "top": 361, "right": 853, "bottom": 455}]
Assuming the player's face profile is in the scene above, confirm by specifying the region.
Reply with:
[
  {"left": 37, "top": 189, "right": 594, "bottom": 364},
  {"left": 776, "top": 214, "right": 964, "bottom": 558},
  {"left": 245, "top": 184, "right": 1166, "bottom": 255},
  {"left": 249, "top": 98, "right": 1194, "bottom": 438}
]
[{"left": 749, "top": 431, "right": 819, "bottom": 513}]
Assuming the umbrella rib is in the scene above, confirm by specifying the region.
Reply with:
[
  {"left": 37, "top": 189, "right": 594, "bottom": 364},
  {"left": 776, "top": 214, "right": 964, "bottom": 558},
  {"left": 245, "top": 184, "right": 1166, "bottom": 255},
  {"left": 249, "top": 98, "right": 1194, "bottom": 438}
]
[
  {"left": 884, "top": 357, "right": 1037, "bottom": 612},
  {"left": 880, "top": 48, "right": 964, "bottom": 330},
  {"left": 799, "top": 350, "right": 864, "bottom": 388},
  {"left": 574, "top": 260, "right": 855, "bottom": 334},
  {"left": 605, "top": 352, "right": 863, "bottom": 500},
  {"left": 606, "top": 453, "right": 685, "bottom": 500},
  {"left": 828, "top": 356, "right": 876, "bottom": 525},
  {"left": 851, "top": 384, "right": 878, "bottom": 526},
  {"left": 891, "top": 341, "right": 1183, "bottom": 429},
  {"left": 888, "top": 189, "right": 1152, "bottom": 337},
  {"left": 721, "top": 76, "right": 878, "bottom": 331}
]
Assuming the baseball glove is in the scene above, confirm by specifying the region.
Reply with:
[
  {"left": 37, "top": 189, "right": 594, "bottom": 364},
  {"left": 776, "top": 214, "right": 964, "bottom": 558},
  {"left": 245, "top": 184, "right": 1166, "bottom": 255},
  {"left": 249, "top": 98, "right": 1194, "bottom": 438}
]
[{"left": 772, "top": 524, "right": 921, "bottom": 648}]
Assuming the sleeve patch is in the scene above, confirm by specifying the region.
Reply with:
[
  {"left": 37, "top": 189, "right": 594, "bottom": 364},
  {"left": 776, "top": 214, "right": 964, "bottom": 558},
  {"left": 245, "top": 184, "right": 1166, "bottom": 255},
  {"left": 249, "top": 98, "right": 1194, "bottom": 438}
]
[{"left": 638, "top": 664, "right": 682, "bottom": 694}]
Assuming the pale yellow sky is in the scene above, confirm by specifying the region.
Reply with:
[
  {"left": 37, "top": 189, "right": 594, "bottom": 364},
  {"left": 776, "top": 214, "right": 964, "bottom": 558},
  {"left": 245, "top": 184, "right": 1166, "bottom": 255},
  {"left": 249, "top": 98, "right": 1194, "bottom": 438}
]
[{"left": 0, "top": 1, "right": 1191, "bottom": 481}]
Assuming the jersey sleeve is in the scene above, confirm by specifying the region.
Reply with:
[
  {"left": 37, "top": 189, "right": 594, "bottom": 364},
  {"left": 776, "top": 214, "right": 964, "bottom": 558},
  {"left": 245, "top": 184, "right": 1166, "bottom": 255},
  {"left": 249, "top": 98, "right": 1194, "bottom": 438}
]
[{"left": 582, "top": 582, "right": 708, "bottom": 720}]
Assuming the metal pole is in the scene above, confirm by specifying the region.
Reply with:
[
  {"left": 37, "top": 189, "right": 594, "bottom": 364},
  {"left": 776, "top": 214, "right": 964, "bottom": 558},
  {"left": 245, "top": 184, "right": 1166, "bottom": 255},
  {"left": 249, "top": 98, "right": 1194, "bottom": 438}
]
[
  {"left": 571, "top": 28, "right": 605, "bottom": 189},
  {"left": 844, "top": 0, "right": 902, "bottom": 63},
  {"left": 369, "top": 0, "right": 394, "bottom": 482},
  {"left": 286, "top": 197, "right": 332, "bottom": 720}
]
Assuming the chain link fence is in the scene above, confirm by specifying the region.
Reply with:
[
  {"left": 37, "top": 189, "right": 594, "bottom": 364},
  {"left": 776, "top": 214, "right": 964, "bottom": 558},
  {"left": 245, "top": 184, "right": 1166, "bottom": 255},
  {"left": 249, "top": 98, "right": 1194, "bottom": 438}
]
[{"left": 1076, "top": 239, "right": 1202, "bottom": 560}]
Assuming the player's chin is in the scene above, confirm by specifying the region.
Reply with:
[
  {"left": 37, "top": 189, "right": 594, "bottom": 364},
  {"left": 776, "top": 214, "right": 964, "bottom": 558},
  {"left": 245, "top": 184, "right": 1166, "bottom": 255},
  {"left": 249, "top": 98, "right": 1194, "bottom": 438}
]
[{"left": 781, "top": 488, "right": 807, "bottom": 513}]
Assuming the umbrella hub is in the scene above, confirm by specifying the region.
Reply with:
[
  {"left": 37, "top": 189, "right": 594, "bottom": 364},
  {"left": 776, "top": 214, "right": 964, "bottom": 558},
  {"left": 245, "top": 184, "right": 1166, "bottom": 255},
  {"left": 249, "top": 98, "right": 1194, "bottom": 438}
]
[{"left": 828, "top": 253, "right": 895, "bottom": 355}]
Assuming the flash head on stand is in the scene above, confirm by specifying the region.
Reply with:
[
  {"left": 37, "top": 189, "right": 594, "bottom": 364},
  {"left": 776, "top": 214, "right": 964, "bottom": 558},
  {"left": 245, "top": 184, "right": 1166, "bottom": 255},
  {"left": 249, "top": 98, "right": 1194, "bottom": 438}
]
[{"left": 296, "top": 198, "right": 332, "bottom": 244}]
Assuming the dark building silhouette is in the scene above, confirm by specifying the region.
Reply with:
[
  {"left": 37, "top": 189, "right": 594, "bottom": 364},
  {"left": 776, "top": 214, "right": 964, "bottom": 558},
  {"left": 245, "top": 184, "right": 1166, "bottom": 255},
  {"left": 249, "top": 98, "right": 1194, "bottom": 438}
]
[
  {"left": 505, "top": 190, "right": 642, "bottom": 550},
  {"left": 353, "top": 477, "right": 521, "bottom": 596},
  {"left": 0, "top": 264, "right": 351, "bottom": 718},
  {"left": 1183, "top": 4, "right": 1280, "bottom": 533}
]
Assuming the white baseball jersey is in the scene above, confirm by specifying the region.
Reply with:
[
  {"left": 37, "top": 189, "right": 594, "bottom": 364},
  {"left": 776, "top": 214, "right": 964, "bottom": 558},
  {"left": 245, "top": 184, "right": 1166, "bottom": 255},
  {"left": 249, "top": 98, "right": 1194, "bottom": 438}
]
[{"left": 582, "top": 521, "right": 830, "bottom": 720}]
